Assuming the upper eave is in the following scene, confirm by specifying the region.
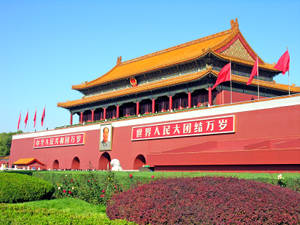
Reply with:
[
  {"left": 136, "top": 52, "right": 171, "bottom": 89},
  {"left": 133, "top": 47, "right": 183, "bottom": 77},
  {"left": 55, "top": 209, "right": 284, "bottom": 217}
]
[
  {"left": 72, "top": 19, "right": 279, "bottom": 91},
  {"left": 58, "top": 68, "right": 300, "bottom": 109}
]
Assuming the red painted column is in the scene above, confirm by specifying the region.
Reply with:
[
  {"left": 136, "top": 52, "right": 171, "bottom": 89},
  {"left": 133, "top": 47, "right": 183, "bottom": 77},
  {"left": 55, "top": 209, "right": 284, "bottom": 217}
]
[
  {"left": 116, "top": 105, "right": 119, "bottom": 118},
  {"left": 188, "top": 92, "right": 191, "bottom": 108},
  {"left": 169, "top": 96, "right": 173, "bottom": 111},
  {"left": 103, "top": 108, "right": 106, "bottom": 120},
  {"left": 91, "top": 110, "right": 95, "bottom": 122},
  {"left": 152, "top": 99, "right": 155, "bottom": 113},
  {"left": 80, "top": 112, "right": 83, "bottom": 124},
  {"left": 70, "top": 112, "right": 73, "bottom": 125},
  {"left": 208, "top": 87, "right": 212, "bottom": 106},
  {"left": 136, "top": 101, "right": 140, "bottom": 116}
]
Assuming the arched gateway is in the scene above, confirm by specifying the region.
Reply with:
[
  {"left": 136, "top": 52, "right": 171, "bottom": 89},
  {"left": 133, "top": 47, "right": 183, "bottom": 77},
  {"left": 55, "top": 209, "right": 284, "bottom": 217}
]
[
  {"left": 133, "top": 154, "right": 146, "bottom": 170},
  {"left": 99, "top": 152, "right": 111, "bottom": 170},
  {"left": 53, "top": 160, "right": 59, "bottom": 170},
  {"left": 71, "top": 157, "right": 80, "bottom": 170}
]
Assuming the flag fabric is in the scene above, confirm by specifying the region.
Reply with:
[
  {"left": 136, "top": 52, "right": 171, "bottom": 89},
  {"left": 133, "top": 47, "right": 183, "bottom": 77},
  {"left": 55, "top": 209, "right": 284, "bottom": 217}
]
[
  {"left": 17, "top": 113, "right": 21, "bottom": 130},
  {"left": 247, "top": 57, "right": 259, "bottom": 85},
  {"left": 274, "top": 50, "right": 290, "bottom": 74},
  {"left": 212, "top": 62, "right": 231, "bottom": 90},
  {"left": 24, "top": 111, "right": 29, "bottom": 128},
  {"left": 41, "top": 107, "right": 45, "bottom": 127},
  {"left": 33, "top": 109, "right": 37, "bottom": 128}
]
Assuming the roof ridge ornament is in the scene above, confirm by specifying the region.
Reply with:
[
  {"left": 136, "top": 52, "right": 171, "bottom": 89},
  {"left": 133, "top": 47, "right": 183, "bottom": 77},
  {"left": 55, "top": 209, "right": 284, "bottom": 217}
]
[
  {"left": 117, "top": 56, "right": 122, "bottom": 65},
  {"left": 206, "top": 64, "right": 213, "bottom": 71},
  {"left": 230, "top": 18, "right": 239, "bottom": 30}
]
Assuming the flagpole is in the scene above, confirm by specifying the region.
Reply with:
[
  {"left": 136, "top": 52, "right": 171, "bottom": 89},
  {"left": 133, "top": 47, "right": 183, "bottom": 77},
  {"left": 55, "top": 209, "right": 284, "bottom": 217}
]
[
  {"left": 288, "top": 70, "right": 290, "bottom": 95},
  {"left": 287, "top": 47, "right": 290, "bottom": 95},
  {"left": 230, "top": 61, "right": 232, "bottom": 104},
  {"left": 257, "top": 58, "right": 260, "bottom": 100}
]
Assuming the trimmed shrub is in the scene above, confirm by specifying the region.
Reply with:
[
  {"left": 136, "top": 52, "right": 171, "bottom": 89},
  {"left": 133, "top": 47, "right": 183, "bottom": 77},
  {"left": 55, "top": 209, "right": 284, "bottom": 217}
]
[
  {"left": 0, "top": 173, "right": 55, "bottom": 203},
  {"left": 0, "top": 204, "right": 135, "bottom": 225},
  {"left": 107, "top": 177, "right": 300, "bottom": 225},
  {"left": 4, "top": 170, "right": 33, "bottom": 176},
  {"left": 54, "top": 171, "right": 123, "bottom": 205}
]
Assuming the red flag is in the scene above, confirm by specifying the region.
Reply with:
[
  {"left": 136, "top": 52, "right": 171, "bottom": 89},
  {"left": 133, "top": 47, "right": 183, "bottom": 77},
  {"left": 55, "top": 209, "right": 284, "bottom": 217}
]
[
  {"left": 274, "top": 50, "right": 290, "bottom": 74},
  {"left": 247, "top": 57, "right": 259, "bottom": 85},
  {"left": 33, "top": 109, "right": 37, "bottom": 128},
  {"left": 41, "top": 107, "right": 45, "bottom": 127},
  {"left": 17, "top": 113, "right": 21, "bottom": 130},
  {"left": 212, "top": 63, "right": 231, "bottom": 90},
  {"left": 24, "top": 111, "right": 29, "bottom": 128}
]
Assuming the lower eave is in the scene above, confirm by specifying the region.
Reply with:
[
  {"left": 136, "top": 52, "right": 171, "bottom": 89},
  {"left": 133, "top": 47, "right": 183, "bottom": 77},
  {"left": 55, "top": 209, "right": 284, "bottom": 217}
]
[{"left": 58, "top": 69, "right": 300, "bottom": 109}]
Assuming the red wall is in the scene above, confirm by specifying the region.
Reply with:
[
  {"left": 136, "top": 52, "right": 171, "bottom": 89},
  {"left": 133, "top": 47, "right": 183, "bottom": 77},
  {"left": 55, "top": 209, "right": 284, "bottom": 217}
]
[
  {"left": 9, "top": 100, "right": 300, "bottom": 171},
  {"left": 122, "top": 105, "right": 300, "bottom": 169},
  {"left": 215, "top": 90, "right": 265, "bottom": 105},
  {"left": 10, "top": 130, "right": 102, "bottom": 170}
]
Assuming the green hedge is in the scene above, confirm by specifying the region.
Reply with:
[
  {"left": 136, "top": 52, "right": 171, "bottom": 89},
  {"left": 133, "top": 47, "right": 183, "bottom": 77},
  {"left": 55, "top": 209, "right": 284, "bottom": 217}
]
[
  {"left": 33, "top": 171, "right": 300, "bottom": 192},
  {"left": 3, "top": 170, "right": 33, "bottom": 176},
  {"left": 0, "top": 204, "right": 135, "bottom": 225},
  {"left": 0, "top": 173, "right": 55, "bottom": 203}
]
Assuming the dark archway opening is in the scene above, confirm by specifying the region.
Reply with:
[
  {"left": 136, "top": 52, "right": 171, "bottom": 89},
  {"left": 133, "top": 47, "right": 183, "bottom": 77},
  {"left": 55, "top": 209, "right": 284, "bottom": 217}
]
[
  {"left": 98, "top": 152, "right": 111, "bottom": 170},
  {"left": 53, "top": 160, "right": 59, "bottom": 170},
  {"left": 133, "top": 154, "right": 146, "bottom": 170},
  {"left": 71, "top": 157, "right": 80, "bottom": 170}
]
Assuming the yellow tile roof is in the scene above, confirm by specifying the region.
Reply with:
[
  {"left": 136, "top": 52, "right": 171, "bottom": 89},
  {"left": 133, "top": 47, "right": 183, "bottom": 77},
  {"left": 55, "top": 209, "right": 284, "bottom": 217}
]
[
  {"left": 13, "top": 158, "right": 44, "bottom": 165},
  {"left": 72, "top": 19, "right": 278, "bottom": 91},
  {"left": 58, "top": 68, "right": 300, "bottom": 108}
]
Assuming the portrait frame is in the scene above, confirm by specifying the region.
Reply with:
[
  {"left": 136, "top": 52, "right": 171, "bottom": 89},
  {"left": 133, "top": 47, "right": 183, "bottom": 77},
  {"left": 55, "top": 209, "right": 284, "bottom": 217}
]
[{"left": 100, "top": 124, "right": 112, "bottom": 151}]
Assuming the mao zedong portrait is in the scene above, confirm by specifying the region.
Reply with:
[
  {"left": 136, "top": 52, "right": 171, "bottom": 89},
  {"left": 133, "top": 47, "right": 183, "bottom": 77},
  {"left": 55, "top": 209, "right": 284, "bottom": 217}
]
[{"left": 100, "top": 127, "right": 111, "bottom": 150}]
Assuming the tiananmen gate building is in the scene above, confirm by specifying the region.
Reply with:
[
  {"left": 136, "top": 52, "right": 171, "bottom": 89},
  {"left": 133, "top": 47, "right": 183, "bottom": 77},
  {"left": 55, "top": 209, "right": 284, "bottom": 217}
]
[{"left": 9, "top": 19, "right": 300, "bottom": 171}]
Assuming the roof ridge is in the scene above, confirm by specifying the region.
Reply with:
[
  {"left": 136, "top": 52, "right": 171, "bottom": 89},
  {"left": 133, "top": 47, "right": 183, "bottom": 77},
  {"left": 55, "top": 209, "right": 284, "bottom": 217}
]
[{"left": 120, "top": 28, "right": 233, "bottom": 66}]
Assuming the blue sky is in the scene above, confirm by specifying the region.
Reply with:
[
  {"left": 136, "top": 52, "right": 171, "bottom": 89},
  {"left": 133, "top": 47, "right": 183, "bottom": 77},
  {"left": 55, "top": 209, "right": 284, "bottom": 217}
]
[{"left": 1, "top": 0, "right": 300, "bottom": 133}]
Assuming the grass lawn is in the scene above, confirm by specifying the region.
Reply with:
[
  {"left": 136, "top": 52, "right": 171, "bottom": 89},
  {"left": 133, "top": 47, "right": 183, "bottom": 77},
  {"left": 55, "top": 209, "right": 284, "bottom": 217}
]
[
  {"left": 17, "top": 197, "right": 106, "bottom": 214},
  {"left": 1, "top": 198, "right": 135, "bottom": 225}
]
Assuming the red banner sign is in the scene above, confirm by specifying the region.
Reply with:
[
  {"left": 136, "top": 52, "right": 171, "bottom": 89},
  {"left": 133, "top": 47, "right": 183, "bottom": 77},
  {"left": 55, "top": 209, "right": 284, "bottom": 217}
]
[
  {"left": 34, "top": 133, "right": 85, "bottom": 148},
  {"left": 131, "top": 115, "right": 235, "bottom": 141}
]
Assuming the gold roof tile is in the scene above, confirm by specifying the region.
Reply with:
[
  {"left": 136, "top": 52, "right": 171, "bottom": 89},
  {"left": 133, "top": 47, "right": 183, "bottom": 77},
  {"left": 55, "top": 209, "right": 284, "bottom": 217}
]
[
  {"left": 13, "top": 158, "right": 44, "bottom": 165},
  {"left": 72, "top": 19, "right": 278, "bottom": 91}
]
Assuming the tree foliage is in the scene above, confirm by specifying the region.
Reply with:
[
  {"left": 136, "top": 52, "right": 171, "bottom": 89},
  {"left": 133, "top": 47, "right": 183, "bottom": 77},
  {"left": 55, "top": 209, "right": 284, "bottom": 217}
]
[{"left": 0, "top": 131, "right": 22, "bottom": 156}]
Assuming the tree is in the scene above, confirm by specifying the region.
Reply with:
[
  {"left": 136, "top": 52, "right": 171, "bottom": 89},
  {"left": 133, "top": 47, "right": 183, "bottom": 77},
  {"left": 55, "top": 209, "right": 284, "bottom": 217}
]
[{"left": 0, "top": 131, "right": 22, "bottom": 156}]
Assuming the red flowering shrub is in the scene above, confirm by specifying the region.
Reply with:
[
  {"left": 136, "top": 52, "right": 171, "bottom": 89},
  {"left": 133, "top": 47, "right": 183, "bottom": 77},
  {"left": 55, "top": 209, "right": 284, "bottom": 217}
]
[
  {"left": 55, "top": 171, "right": 122, "bottom": 205},
  {"left": 107, "top": 177, "right": 300, "bottom": 225}
]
